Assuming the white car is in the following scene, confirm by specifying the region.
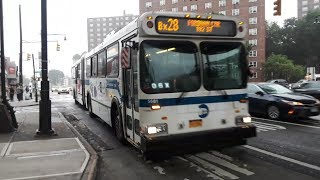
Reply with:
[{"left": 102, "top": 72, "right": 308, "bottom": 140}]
[{"left": 58, "top": 87, "right": 69, "bottom": 94}]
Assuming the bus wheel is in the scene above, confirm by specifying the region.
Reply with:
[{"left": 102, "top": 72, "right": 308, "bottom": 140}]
[
  {"left": 112, "top": 105, "right": 125, "bottom": 143},
  {"left": 74, "top": 92, "right": 79, "bottom": 105},
  {"left": 87, "top": 96, "right": 95, "bottom": 117}
]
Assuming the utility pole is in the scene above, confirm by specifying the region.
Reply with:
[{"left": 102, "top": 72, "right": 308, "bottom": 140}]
[
  {"left": 37, "top": 0, "right": 55, "bottom": 135},
  {"left": 19, "top": 5, "right": 23, "bottom": 86},
  {"left": 32, "top": 54, "right": 38, "bottom": 102}
]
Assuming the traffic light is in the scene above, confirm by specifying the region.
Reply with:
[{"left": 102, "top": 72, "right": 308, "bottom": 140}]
[
  {"left": 56, "top": 43, "right": 60, "bottom": 51},
  {"left": 273, "top": 0, "right": 281, "bottom": 16},
  {"left": 27, "top": 53, "right": 31, "bottom": 61}
]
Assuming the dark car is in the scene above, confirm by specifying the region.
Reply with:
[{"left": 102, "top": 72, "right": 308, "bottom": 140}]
[
  {"left": 267, "top": 79, "right": 290, "bottom": 88},
  {"left": 247, "top": 83, "right": 320, "bottom": 120},
  {"left": 292, "top": 81, "right": 320, "bottom": 100}
]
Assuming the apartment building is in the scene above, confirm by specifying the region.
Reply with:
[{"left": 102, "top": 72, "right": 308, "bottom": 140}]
[
  {"left": 139, "top": 0, "right": 265, "bottom": 82},
  {"left": 298, "top": 0, "right": 320, "bottom": 19}
]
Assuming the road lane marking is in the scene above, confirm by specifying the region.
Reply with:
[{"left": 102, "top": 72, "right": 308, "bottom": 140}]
[
  {"left": 208, "top": 151, "right": 233, "bottom": 161},
  {"left": 254, "top": 117, "right": 320, "bottom": 129},
  {"left": 186, "top": 155, "right": 239, "bottom": 179},
  {"left": 196, "top": 152, "right": 254, "bottom": 176},
  {"left": 243, "top": 145, "right": 320, "bottom": 171},
  {"left": 252, "top": 121, "right": 286, "bottom": 132},
  {"left": 177, "top": 156, "right": 223, "bottom": 180},
  {"left": 17, "top": 153, "right": 67, "bottom": 160}
]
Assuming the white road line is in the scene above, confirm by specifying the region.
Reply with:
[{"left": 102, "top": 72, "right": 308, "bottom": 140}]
[
  {"left": 196, "top": 152, "right": 254, "bottom": 176},
  {"left": 254, "top": 125, "right": 278, "bottom": 131},
  {"left": 209, "top": 151, "right": 234, "bottom": 161},
  {"left": 188, "top": 155, "right": 239, "bottom": 179},
  {"left": 252, "top": 121, "right": 286, "bottom": 129},
  {"left": 177, "top": 157, "right": 223, "bottom": 180},
  {"left": 254, "top": 117, "right": 320, "bottom": 129},
  {"left": 17, "top": 153, "right": 67, "bottom": 160},
  {"left": 75, "top": 138, "right": 90, "bottom": 173},
  {"left": 3, "top": 172, "right": 80, "bottom": 180},
  {"left": 243, "top": 145, "right": 320, "bottom": 171}
]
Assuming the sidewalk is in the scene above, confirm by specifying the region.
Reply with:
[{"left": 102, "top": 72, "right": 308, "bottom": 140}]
[{"left": 0, "top": 106, "right": 97, "bottom": 180}]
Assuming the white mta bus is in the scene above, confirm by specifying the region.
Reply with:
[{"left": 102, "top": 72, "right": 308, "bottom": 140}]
[{"left": 72, "top": 12, "right": 256, "bottom": 156}]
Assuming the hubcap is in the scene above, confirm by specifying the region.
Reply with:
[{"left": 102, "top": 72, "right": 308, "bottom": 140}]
[{"left": 268, "top": 106, "right": 280, "bottom": 119}]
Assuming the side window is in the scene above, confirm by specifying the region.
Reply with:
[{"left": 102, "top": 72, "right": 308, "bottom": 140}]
[
  {"left": 91, "top": 55, "right": 98, "bottom": 77},
  {"left": 71, "top": 67, "right": 75, "bottom": 79},
  {"left": 98, "top": 51, "right": 107, "bottom": 77},
  {"left": 107, "top": 44, "right": 119, "bottom": 77},
  {"left": 247, "top": 84, "right": 260, "bottom": 94},
  {"left": 76, "top": 64, "right": 80, "bottom": 79},
  {"left": 86, "top": 58, "right": 91, "bottom": 77}
]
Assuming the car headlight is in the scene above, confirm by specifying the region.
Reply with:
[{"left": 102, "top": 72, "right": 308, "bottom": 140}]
[
  {"left": 315, "top": 99, "right": 320, "bottom": 104},
  {"left": 146, "top": 123, "right": 168, "bottom": 135},
  {"left": 235, "top": 116, "right": 251, "bottom": 125},
  {"left": 281, "top": 99, "right": 303, "bottom": 106}
]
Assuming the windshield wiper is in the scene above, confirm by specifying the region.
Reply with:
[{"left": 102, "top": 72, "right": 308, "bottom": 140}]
[
  {"left": 176, "top": 91, "right": 187, "bottom": 104},
  {"left": 220, "top": 90, "right": 228, "bottom": 99}
]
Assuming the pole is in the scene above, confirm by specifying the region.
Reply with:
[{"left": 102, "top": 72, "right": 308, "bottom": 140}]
[
  {"left": 0, "top": 0, "right": 6, "bottom": 104},
  {"left": 37, "top": 0, "right": 55, "bottom": 135},
  {"left": 19, "top": 5, "right": 23, "bottom": 86},
  {"left": 32, "top": 54, "right": 38, "bottom": 102}
]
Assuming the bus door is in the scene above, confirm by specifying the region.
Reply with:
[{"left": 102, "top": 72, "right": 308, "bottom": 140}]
[
  {"left": 80, "top": 58, "right": 86, "bottom": 105},
  {"left": 122, "top": 44, "right": 140, "bottom": 144},
  {"left": 76, "top": 64, "right": 81, "bottom": 99}
]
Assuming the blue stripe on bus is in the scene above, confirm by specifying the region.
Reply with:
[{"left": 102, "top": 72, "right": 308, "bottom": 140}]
[
  {"left": 139, "top": 93, "right": 247, "bottom": 107},
  {"left": 85, "top": 80, "right": 90, "bottom": 85}
]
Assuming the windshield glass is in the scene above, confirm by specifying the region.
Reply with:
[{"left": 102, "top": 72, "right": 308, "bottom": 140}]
[
  {"left": 200, "top": 42, "right": 247, "bottom": 90},
  {"left": 300, "top": 82, "right": 320, "bottom": 89},
  {"left": 140, "top": 40, "right": 200, "bottom": 94},
  {"left": 258, "top": 83, "right": 292, "bottom": 94}
]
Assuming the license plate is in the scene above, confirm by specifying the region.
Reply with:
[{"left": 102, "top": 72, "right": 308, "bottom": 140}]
[
  {"left": 189, "top": 119, "right": 202, "bottom": 128},
  {"left": 311, "top": 107, "right": 318, "bottom": 112}
]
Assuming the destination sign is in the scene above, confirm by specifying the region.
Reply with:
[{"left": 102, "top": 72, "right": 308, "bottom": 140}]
[{"left": 155, "top": 17, "right": 237, "bottom": 36}]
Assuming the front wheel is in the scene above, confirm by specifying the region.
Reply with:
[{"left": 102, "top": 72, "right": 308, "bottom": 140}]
[
  {"left": 113, "top": 107, "right": 126, "bottom": 143},
  {"left": 267, "top": 105, "right": 281, "bottom": 120},
  {"left": 87, "top": 96, "right": 95, "bottom": 117}
]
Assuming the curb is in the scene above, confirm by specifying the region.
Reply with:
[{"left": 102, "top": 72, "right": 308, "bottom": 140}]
[{"left": 58, "top": 112, "right": 98, "bottom": 180}]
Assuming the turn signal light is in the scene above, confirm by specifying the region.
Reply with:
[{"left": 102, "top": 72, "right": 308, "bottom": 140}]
[{"left": 151, "top": 104, "right": 161, "bottom": 110}]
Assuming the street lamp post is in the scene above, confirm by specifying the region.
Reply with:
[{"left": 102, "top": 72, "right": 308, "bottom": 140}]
[{"left": 36, "top": 0, "right": 55, "bottom": 135}]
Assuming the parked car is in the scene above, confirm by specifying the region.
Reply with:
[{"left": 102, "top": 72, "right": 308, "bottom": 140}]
[
  {"left": 58, "top": 86, "right": 70, "bottom": 94},
  {"left": 247, "top": 83, "right": 320, "bottom": 120},
  {"left": 51, "top": 86, "right": 59, "bottom": 92},
  {"left": 267, "top": 79, "right": 290, "bottom": 88},
  {"left": 292, "top": 81, "right": 320, "bottom": 100},
  {"left": 290, "top": 79, "right": 310, "bottom": 89}
]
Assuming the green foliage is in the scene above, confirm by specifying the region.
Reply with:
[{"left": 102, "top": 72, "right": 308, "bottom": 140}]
[
  {"left": 266, "top": 10, "right": 320, "bottom": 72},
  {"left": 48, "top": 69, "right": 64, "bottom": 85},
  {"left": 264, "top": 54, "right": 305, "bottom": 82},
  {"left": 72, "top": 54, "right": 81, "bottom": 63}
]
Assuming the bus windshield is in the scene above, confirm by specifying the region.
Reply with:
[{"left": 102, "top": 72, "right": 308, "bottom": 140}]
[
  {"left": 201, "top": 42, "right": 247, "bottom": 90},
  {"left": 140, "top": 40, "right": 200, "bottom": 94}
]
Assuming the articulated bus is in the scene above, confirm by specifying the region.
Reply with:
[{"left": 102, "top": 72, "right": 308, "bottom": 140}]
[{"left": 72, "top": 12, "right": 256, "bottom": 156}]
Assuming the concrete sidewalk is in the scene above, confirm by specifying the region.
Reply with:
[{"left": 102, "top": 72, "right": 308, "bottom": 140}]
[{"left": 0, "top": 106, "right": 97, "bottom": 180}]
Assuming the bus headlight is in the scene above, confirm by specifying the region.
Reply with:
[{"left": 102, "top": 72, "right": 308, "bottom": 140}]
[
  {"left": 146, "top": 123, "right": 168, "bottom": 135},
  {"left": 235, "top": 116, "right": 251, "bottom": 125}
]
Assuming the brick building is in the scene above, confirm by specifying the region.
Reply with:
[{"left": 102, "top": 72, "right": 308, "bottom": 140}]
[
  {"left": 139, "top": 0, "right": 265, "bottom": 82},
  {"left": 297, "top": 0, "right": 320, "bottom": 19}
]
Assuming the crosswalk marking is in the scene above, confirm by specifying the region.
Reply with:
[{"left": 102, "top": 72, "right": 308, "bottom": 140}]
[{"left": 252, "top": 121, "right": 286, "bottom": 132}]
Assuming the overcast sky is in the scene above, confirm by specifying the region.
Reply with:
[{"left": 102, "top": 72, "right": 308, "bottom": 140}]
[{"left": 2, "top": 0, "right": 297, "bottom": 78}]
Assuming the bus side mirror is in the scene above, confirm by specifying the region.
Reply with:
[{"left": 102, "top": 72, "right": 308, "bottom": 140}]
[{"left": 121, "top": 46, "right": 131, "bottom": 69}]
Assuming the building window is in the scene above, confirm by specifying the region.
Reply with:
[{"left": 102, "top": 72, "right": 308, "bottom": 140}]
[
  {"left": 232, "top": 0, "right": 240, "bottom": 5},
  {"left": 249, "top": 61, "right": 257, "bottom": 68},
  {"left": 249, "top": 39, "right": 258, "bottom": 46},
  {"left": 172, "top": 7, "right": 178, "bottom": 12},
  {"left": 249, "top": 6, "right": 257, "bottom": 14},
  {"left": 109, "top": 23, "right": 113, "bottom": 26},
  {"left": 219, "top": 0, "right": 226, "bottom": 7},
  {"left": 97, "top": 33, "right": 101, "bottom": 36},
  {"left": 315, "top": 0, "right": 319, "bottom": 3},
  {"left": 191, "top": 5, "right": 197, "bottom": 11},
  {"left": 302, "top": 0, "right": 308, "bottom": 6},
  {"left": 97, "top": 24, "right": 100, "bottom": 27},
  {"left": 116, "top": 17, "right": 119, "bottom": 21},
  {"left": 109, "top": 18, "right": 113, "bottom": 21},
  {"left": 103, "top": 18, "right": 106, "bottom": 21},
  {"left": 160, "top": 0, "right": 165, "bottom": 6},
  {"left": 89, "top": 34, "right": 94, "bottom": 37},
  {"left": 103, "top": 23, "right": 106, "bottom": 26},
  {"left": 89, "top": 39, "right": 94, "bottom": 42},
  {"left": 219, "top": 11, "right": 226, "bottom": 15},
  {"left": 232, "top": 9, "right": 240, "bottom": 16},
  {"left": 302, "top": 13, "right": 307, "bottom": 17},
  {"left": 89, "top": 19, "right": 93, "bottom": 22},
  {"left": 97, "top": 18, "right": 100, "bottom": 22},
  {"left": 97, "top": 29, "right": 100, "bottom": 32},
  {"left": 172, "top": 0, "right": 178, "bottom": 4},
  {"left": 145, "top": 2, "right": 152, "bottom": 8},
  {"left": 125, "top": 17, "right": 129, "bottom": 20},
  {"left": 250, "top": 72, "right": 258, "bottom": 79},
  {"left": 302, "top": 7, "right": 308, "bottom": 11},
  {"left": 314, "top": 5, "right": 319, "bottom": 9},
  {"left": 249, "top": 0, "right": 257, "bottom": 2},
  {"left": 89, "top": 29, "right": 93, "bottom": 32},
  {"left": 249, "top": 28, "right": 257, "bottom": 35},
  {"left": 249, "top": 17, "right": 257, "bottom": 24},
  {"left": 205, "top": 2, "right": 212, "bottom": 9},
  {"left": 89, "top": 24, "right": 93, "bottom": 27},
  {"left": 249, "top": 50, "right": 257, "bottom": 57},
  {"left": 183, "top": 6, "right": 188, "bottom": 11}
]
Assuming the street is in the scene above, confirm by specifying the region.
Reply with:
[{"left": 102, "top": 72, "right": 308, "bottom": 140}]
[{"left": 14, "top": 92, "right": 318, "bottom": 180}]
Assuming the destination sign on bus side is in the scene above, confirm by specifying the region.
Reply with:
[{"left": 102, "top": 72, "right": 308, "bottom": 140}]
[{"left": 155, "top": 17, "right": 237, "bottom": 37}]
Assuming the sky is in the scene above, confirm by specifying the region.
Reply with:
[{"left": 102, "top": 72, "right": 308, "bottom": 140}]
[{"left": 2, "top": 0, "right": 297, "bottom": 78}]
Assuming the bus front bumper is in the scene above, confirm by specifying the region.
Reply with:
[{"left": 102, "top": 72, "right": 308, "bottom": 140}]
[{"left": 141, "top": 125, "right": 256, "bottom": 154}]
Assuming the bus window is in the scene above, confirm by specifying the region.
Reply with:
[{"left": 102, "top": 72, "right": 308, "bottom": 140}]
[
  {"left": 201, "top": 42, "right": 246, "bottom": 90},
  {"left": 98, "top": 50, "right": 107, "bottom": 77},
  {"left": 86, "top": 58, "right": 91, "bottom": 77},
  {"left": 107, "top": 43, "right": 119, "bottom": 77},
  {"left": 91, "top": 55, "right": 98, "bottom": 77}
]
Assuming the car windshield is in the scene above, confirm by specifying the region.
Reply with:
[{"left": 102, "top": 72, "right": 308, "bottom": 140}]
[
  {"left": 300, "top": 82, "right": 320, "bottom": 89},
  {"left": 140, "top": 40, "right": 200, "bottom": 94},
  {"left": 200, "top": 42, "right": 247, "bottom": 90},
  {"left": 258, "top": 83, "right": 292, "bottom": 94}
]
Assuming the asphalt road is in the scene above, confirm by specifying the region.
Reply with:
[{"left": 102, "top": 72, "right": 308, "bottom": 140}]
[{"left": 49, "top": 93, "right": 320, "bottom": 180}]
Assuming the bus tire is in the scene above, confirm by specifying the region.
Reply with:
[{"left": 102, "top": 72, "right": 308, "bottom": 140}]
[
  {"left": 87, "top": 95, "right": 95, "bottom": 118},
  {"left": 74, "top": 91, "right": 79, "bottom": 105},
  {"left": 112, "top": 104, "right": 126, "bottom": 144}
]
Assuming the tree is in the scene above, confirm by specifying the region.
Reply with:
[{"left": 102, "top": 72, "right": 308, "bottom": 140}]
[
  {"left": 264, "top": 54, "right": 305, "bottom": 82},
  {"left": 72, "top": 54, "right": 81, "bottom": 64},
  {"left": 48, "top": 69, "right": 64, "bottom": 85}
]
